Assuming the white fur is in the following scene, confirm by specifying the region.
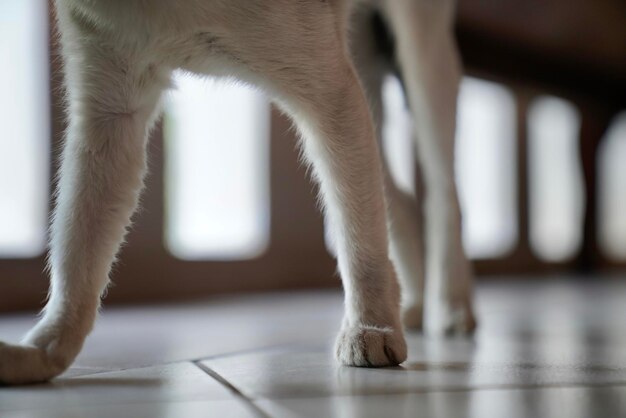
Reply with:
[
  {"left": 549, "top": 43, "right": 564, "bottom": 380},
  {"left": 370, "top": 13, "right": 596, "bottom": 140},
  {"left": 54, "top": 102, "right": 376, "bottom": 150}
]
[{"left": 0, "top": 0, "right": 473, "bottom": 384}]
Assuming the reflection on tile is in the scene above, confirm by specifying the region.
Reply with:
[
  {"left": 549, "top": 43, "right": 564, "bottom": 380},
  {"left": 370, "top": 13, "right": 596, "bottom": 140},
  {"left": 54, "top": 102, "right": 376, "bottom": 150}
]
[
  {"left": 3, "top": 400, "right": 255, "bottom": 418},
  {"left": 202, "top": 280, "right": 626, "bottom": 400},
  {"left": 201, "top": 338, "right": 626, "bottom": 399},
  {"left": 257, "top": 385, "right": 626, "bottom": 418},
  {"left": 3, "top": 277, "right": 626, "bottom": 418},
  {"left": 0, "top": 363, "right": 234, "bottom": 412}
]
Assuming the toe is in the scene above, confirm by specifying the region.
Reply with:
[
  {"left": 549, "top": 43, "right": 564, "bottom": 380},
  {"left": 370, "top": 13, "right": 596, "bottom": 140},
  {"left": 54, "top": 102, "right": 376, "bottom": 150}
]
[{"left": 335, "top": 325, "right": 407, "bottom": 367}]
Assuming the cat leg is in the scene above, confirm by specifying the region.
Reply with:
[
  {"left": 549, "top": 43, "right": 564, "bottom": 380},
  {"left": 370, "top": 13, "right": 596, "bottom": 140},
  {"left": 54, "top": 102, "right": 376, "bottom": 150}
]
[
  {"left": 0, "top": 21, "right": 169, "bottom": 383},
  {"left": 381, "top": 0, "right": 476, "bottom": 334},
  {"left": 349, "top": 8, "right": 425, "bottom": 330},
  {"left": 236, "top": 7, "right": 407, "bottom": 366}
]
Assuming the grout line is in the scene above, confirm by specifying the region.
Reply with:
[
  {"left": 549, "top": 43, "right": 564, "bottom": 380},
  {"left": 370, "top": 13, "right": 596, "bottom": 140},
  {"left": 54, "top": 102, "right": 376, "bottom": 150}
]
[
  {"left": 190, "top": 340, "right": 329, "bottom": 364},
  {"left": 54, "top": 367, "right": 134, "bottom": 380},
  {"left": 53, "top": 340, "right": 320, "bottom": 383},
  {"left": 192, "top": 360, "right": 272, "bottom": 418},
  {"left": 57, "top": 340, "right": 321, "bottom": 381}
]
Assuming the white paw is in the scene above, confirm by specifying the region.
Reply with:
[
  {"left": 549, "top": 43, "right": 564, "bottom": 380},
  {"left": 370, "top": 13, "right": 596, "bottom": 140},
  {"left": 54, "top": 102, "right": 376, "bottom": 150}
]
[
  {"left": 335, "top": 324, "right": 407, "bottom": 367},
  {"left": 0, "top": 323, "right": 79, "bottom": 385},
  {"left": 402, "top": 303, "right": 423, "bottom": 330},
  {"left": 424, "top": 302, "right": 476, "bottom": 335},
  {"left": 0, "top": 341, "right": 65, "bottom": 385}
]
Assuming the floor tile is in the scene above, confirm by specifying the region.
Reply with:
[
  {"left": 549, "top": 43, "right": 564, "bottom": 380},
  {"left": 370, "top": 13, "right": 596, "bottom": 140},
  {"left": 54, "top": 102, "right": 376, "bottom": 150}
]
[
  {"left": 0, "top": 362, "right": 236, "bottom": 412},
  {"left": 0, "top": 291, "right": 342, "bottom": 371},
  {"left": 2, "top": 399, "right": 257, "bottom": 418},
  {"left": 0, "top": 314, "right": 37, "bottom": 346},
  {"left": 201, "top": 278, "right": 626, "bottom": 399},
  {"left": 3, "top": 277, "right": 626, "bottom": 417},
  {"left": 200, "top": 340, "right": 626, "bottom": 399},
  {"left": 256, "top": 385, "right": 626, "bottom": 418}
]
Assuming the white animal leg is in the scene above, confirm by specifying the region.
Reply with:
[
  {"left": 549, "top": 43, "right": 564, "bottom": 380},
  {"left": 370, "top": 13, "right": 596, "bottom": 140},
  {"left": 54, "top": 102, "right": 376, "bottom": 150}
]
[
  {"left": 349, "top": 8, "right": 426, "bottom": 330},
  {"left": 381, "top": 0, "right": 476, "bottom": 334},
  {"left": 0, "top": 18, "right": 168, "bottom": 384},
  {"left": 243, "top": 9, "right": 407, "bottom": 366}
]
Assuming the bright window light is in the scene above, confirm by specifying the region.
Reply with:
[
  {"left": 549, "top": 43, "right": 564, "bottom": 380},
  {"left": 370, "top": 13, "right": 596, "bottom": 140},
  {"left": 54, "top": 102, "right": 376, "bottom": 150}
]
[
  {"left": 381, "top": 75, "right": 415, "bottom": 195},
  {"left": 164, "top": 73, "right": 270, "bottom": 260},
  {"left": 528, "top": 96, "right": 583, "bottom": 261},
  {"left": 456, "top": 77, "right": 518, "bottom": 259},
  {"left": 599, "top": 112, "right": 626, "bottom": 260},
  {"left": 0, "top": 1, "right": 49, "bottom": 258}
]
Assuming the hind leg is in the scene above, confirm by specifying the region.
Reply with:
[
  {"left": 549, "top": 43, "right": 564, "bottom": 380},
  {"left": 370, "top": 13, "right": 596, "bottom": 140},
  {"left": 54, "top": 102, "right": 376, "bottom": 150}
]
[
  {"left": 350, "top": 8, "right": 425, "bottom": 330},
  {"left": 382, "top": 0, "right": 476, "bottom": 334},
  {"left": 0, "top": 16, "right": 169, "bottom": 384},
  {"left": 384, "top": 165, "right": 426, "bottom": 330}
]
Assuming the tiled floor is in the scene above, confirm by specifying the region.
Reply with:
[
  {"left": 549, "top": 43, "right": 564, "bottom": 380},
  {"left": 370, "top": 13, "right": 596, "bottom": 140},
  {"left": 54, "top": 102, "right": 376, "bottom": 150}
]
[{"left": 2, "top": 277, "right": 626, "bottom": 417}]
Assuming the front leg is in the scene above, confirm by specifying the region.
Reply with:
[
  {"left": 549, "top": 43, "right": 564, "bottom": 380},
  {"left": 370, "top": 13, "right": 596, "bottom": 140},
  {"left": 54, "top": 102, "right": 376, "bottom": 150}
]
[
  {"left": 0, "top": 23, "right": 168, "bottom": 384},
  {"left": 261, "top": 40, "right": 407, "bottom": 366},
  {"left": 305, "top": 73, "right": 407, "bottom": 365}
]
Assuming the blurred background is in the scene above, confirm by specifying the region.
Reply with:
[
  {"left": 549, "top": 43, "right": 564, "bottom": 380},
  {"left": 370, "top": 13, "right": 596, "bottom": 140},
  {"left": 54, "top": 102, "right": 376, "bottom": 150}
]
[{"left": 0, "top": 0, "right": 625, "bottom": 312}]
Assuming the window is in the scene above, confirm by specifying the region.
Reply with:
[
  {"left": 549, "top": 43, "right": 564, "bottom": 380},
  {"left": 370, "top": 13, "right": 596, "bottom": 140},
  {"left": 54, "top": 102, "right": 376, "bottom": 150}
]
[
  {"left": 0, "top": 0, "right": 49, "bottom": 258},
  {"left": 456, "top": 77, "right": 518, "bottom": 259},
  {"left": 164, "top": 73, "right": 271, "bottom": 260},
  {"left": 528, "top": 96, "right": 583, "bottom": 261},
  {"left": 599, "top": 112, "right": 626, "bottom": 260},
  {"left": 381, "top": 75, "right": 415, "bottom": 196}
]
